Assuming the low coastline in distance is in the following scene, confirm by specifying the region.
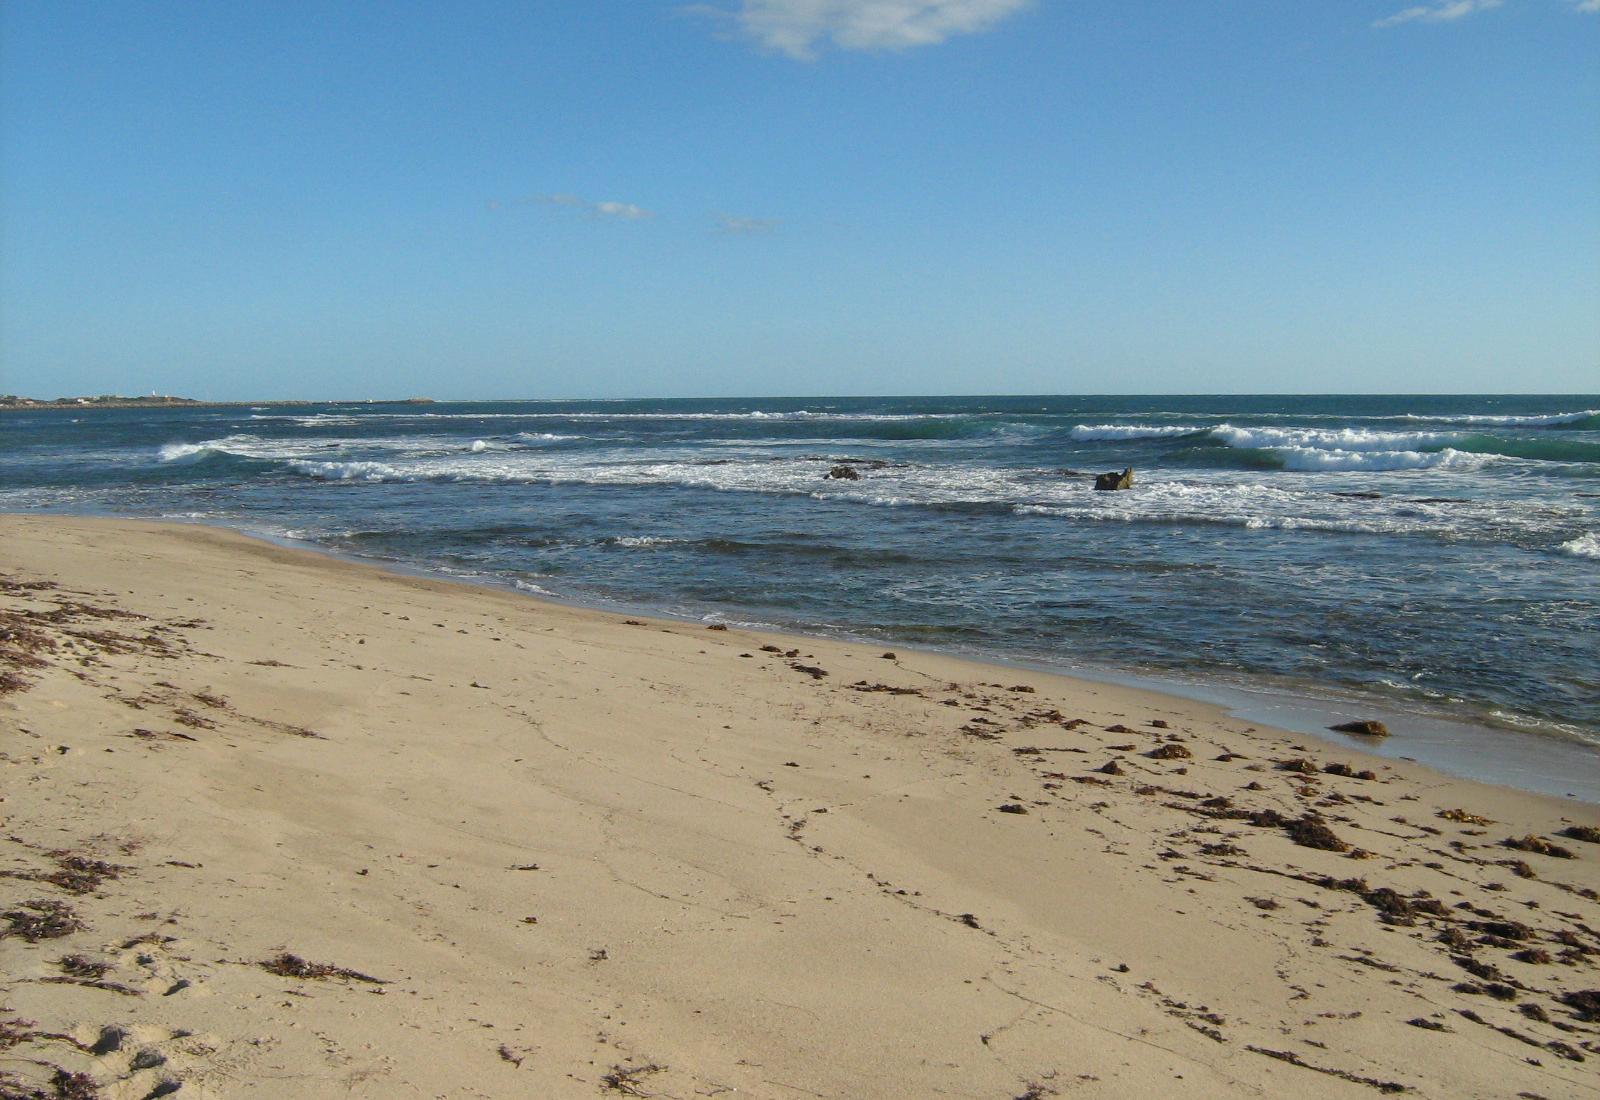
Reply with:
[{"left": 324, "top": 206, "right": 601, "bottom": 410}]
[{"left": 0, "top": 394, "right": 437, "bottom": 411}]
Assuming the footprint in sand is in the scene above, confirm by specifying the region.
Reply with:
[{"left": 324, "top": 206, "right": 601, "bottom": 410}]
[{"left": 60, "top": 1021, "right": 207, "bottom": 1099}]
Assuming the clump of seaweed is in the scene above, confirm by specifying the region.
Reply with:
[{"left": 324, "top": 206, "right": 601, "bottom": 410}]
[
  {"left": 848, "top": 681, "right": 921, "bottom": 696},
  {"left": 1361, "top": 887, "right": 1446, "bottom": 925},
  {"left": 1439, "top": 808, "right": 1494, "bottom": 825},
  {"left": 1287, "top": 815, "right": 1350, "bottom": 853},
  {"left": 1322, "top": 762, "right": 1376, "bottom": 780},
  {"left": 258, "top": 953, "right": 385, "bottom": 984},
  {"left": 600, "top": 1063, "right": 664, "bottom": 1096},
  {"left": 0, "top": 1068, "right": 100, "bottom": 1100},
  {"left": 0, "top": 1014, "right": 41, "bottom": 1053},
  {"left": 1146, "top": 743, "right": 1191, "bottom": 761},
  {"left": 1503, "top": 835, "right": 1576, "bottom": 859},
  {"left": 56, "top": 955, "right": 111, "bottom": 980},
  {"left": 1, "top": 900, "right": 86, "bottom": 942},
  {"left": 43, "top": 855, "right": 122, "bottom": 896},
  {"left": 1558, "top": 990, "right": 1600, "bottom": 1022},
  {"left": 1558, "top": 824, "right": 1600, "bottom": 844}
]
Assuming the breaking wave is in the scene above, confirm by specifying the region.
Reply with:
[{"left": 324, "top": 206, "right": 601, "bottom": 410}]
[
  {"left": 1069, "top": 424, "right": 1206, "bottom": 441},
  {"left": 1560, "top": 532, "right": 1600, "bottom": 559},
  {"left": 1403, "top": 409, "right": 1600, "bottom": 428}
]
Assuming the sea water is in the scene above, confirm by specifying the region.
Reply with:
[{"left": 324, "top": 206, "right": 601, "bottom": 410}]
[{"left": 4, "top": 395, "right": 1596, "bottom": 795}]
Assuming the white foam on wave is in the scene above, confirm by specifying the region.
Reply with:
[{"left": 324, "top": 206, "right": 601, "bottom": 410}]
[
  {"left": 1069, "top": 424, "right": 1205, "bottom": 440},
  {"left": 1559, "top": 532, "right": 1600, "bottom": 559},
  {"left": 610, "top": 536, "right": 681, "bottom": 548},
  {"left": 1273, "top": 445, "right": 1487, "bottom": 472},
  {"left": 287, "top": 459, "right": 405, "bottom": 481},
  {"left": 1403, "top": 409, "right": 1599, "bottom": 427},
  {"left": 1209, "top": 424, "right": 1463, "bottom": 452},
  {"left": 158, "top": 435, "right": 275, "bottom": 462}
]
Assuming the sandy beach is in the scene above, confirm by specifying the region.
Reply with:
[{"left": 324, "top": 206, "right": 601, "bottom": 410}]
[{"left": 1, "top": 514, "right": 1596, "bottom": 1099}]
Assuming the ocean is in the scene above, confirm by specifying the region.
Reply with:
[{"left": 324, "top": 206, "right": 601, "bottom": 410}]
[{"left": 4, "top": 394, "right": 1597, "bottom": 794}]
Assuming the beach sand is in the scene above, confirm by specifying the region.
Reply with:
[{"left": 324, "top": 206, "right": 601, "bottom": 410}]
[{"left": 2, "top": 515, "right": 1596, "bottom": 1099}]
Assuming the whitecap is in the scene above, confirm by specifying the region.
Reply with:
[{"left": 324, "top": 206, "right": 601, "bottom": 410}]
[
  {"left": 1404, "top": 409, "right": 1599, "bottom": 427},
  {"left": 1559, "top": 532, "right": 1600, "bottom": 559},
  {"left": 1272, "top": 446, "right": 1487, "bottom": 472},
  {"left": 609, "top": 536, "right": 680, "bottom": 548},
  {"left": 1069, "top": 424, "right": 1205, "bottom": 440},
  {"left": 286, "top": 459, "right": 406, "bottom": 481},
  {"left": 1208, "top": 424, "right": 1462, "bottom": 453}
]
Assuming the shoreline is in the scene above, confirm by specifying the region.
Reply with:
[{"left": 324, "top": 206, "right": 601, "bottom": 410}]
[
  {"left": 3, "top": 515, "right": 1597, "bottom": 1097},
  {"left": 227, "top": 518, "right": 1599, "bottom": 805}
]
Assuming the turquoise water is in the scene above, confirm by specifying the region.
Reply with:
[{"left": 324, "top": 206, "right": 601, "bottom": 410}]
[{"left": 3, "top": 394, "right": 1596, "bottom": 770}]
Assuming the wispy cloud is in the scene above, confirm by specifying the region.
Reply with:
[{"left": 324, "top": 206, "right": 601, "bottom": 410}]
[
  {"left": 1373, "top": 0, "right": 1502, "bottom": 28},
  {"left": 1577, "top": 0, "right": 1600, "bottom": 13},
  {"left": 538, "top": 194, "right": 655, "bottom": 220},
  {"left": 715, "top": 214, "right": 780, "bottom": 234},
  {"left": 686, "top": 0, "right": 1032, "bottom": 60}
]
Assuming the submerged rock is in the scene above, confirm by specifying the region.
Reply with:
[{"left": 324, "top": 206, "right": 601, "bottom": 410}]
[{"left": 1093, "top": 468, "right": 1134, "bottom": 491}]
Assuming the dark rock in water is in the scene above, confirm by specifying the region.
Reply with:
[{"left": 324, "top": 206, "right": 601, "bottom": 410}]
[
  {"left": 1093, "top": 468, "right": 1134, "bottom": 491},
  {"left": 826, "top": 465, "right": 860, "bottom": 480},
  {"left": 1330, "top": 719, "right": 1390, "bottom": 738}
]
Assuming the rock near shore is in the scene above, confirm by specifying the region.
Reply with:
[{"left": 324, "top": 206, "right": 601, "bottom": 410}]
[
  {"left": 1330, "top": 719, "right": 1390, "bottom": 738},
  {"left": 1094, "top": 468, "right": 1134, "bottom": 491}
]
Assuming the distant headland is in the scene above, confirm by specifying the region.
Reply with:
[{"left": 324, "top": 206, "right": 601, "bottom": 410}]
[{"left": 0, "top": 394, "right": 436, "bottom": 411}]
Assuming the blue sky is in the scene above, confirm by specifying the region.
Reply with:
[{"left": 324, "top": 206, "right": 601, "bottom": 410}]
[{"left": 2, "top": 0, "right": 1596, "bottom": 399}]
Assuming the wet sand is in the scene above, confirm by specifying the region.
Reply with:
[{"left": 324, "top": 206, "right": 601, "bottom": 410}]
[{"left": 2, "top": 515, "right": 1597, "bottom": 1098}]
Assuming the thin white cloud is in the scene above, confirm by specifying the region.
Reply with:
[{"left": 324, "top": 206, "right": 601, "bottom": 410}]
[
  {"left": 715, "top": 214, "right": 780, "bottom": 234},
  {"left": 592, "top": 200, "right": 653, "bottom": 220},
  {"left": 687, "top": 0, "right": 1032, "bottom": 60},
  {"left": 1577, "top": 0, "right": 1600, "bottom": 13},
  {"left": 533, "top": 194, "right": 655, "bottom": 220},
  {"left": 1373, "top": 0, "right": 1502, "bottom": 28}
]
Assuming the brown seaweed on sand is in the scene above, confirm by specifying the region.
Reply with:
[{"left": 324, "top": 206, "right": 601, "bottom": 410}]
[
  {"left": 1146, "top": 743, "right": 1191, "bottom": 760},
  {"left": 1, "top": 900, "right": 86, "bottom": 942},
  {"left": 258, "top": 953, "right": 386, "bottom": 984},
  {"left": 1286, "top": 815, "right": 1350, "bottom": 853},
  {"left": 42, "top": 855, "right": 123, "bottom": 896},
  {"left": 1558, "top": 989, "right": 1600, "bottom": 1021},
  {"left": 600, "top": 1063, "right": 664, "bottom": 1095},
  {"left": 1503, "top": 835, "right": 1576, "bottom": 859},
  {"left": 1244, "top": 1046, "right": 1405, "bottom": 1093},
  {"left": 1439, "top": 808, "right": 1494, "bottom": 825}
]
